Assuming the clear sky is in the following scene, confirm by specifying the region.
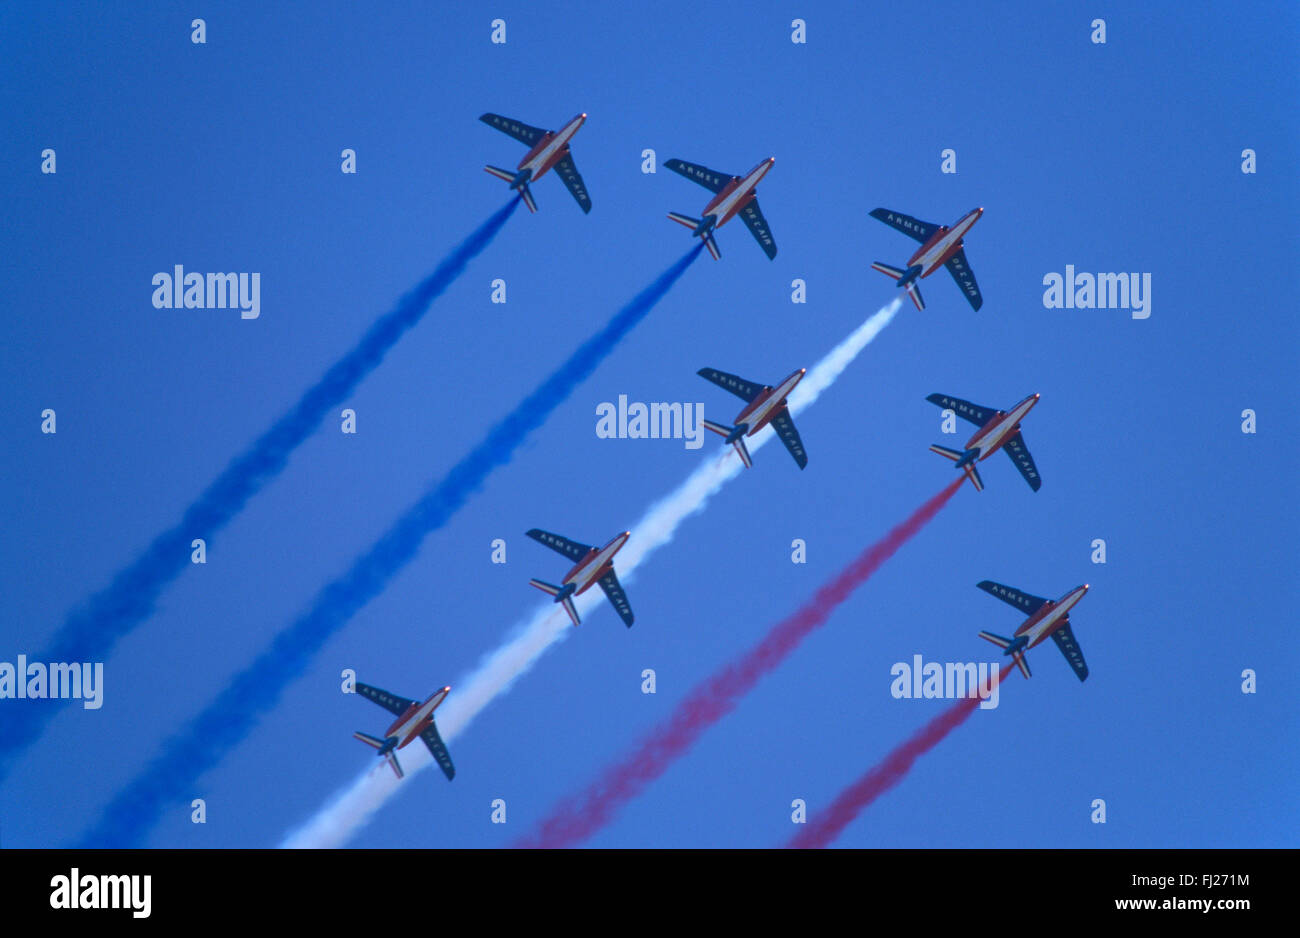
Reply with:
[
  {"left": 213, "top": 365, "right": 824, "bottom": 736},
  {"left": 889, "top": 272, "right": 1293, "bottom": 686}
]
[{"left": 1, "top": 0, "right": 1296, "bottom": 848}]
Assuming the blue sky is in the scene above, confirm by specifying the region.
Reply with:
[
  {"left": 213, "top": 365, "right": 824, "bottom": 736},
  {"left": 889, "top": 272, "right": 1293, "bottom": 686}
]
[{"left": 1, "top": 0, "right": 1296, "bottom": 848}]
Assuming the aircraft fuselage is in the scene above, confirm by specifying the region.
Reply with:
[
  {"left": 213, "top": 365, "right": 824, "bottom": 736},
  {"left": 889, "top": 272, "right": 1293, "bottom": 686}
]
[
  {"left": 966, "top": 393, "right": 1039, "bottom": 460},
  {"left": 562, "top": 531, "right": 631, "bottom": 595},
  {"left": 517, "top": 113, "right": 587, "bottom": 180},
  {"left": 1014, "top": 585, "right": 1089, "bottom": 649},
  {"left": 908, "top": 207, "right": 983, "bottom": 278},
  {"left": 384, "top": 686, "right": 451, "bottom": 749},
  {"left": 733, "top": 369, "right": 805, "bottom": 436},
  {"left": 701, "top": 158, "right": 775, "bottom": 228}
]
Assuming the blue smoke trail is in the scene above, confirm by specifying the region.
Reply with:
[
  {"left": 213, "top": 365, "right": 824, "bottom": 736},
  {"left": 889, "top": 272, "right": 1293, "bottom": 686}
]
[
  {"left": 0, "top": 199, "right": 519, "bottom": 778},
  {"left": 78, "top": 245, "right": 703, "bottom": 847}
]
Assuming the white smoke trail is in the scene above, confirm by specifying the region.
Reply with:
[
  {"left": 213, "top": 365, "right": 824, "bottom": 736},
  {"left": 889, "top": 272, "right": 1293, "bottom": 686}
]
[{"left": 282, "top": 297, "right": 901, "bottom": 847}]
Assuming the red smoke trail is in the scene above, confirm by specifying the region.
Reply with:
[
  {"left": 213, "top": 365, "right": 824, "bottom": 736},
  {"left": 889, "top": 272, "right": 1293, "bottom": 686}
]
[
  {"left": 788, "top": 662, "right": 1015, "bottom": 849},
  {"left": 517, "top": 477, "right": 965, "bottom": 848}
]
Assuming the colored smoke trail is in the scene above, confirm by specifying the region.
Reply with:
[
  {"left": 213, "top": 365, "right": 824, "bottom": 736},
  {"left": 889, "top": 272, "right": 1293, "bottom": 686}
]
[
  {"left": 0, "top": 199, "right": 520, "bottom": 778},
  {"left": 283, "top": 298, "right": 903, "bottom": 848},
  {"left": 516, "top": 475, "right": 964, "bottom": 849},
  {"left": 77, "top": 246, "right": 702, "bottom": 847},
  {"left": 788, "top": 663, "right": 1015, "bottom": 849}
]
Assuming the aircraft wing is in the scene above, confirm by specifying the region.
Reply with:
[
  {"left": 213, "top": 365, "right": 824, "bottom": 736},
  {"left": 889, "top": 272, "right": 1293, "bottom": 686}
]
[
  {"left": 738, "top": 198, "right": 777, "bottom": 258},
  {"left": 479, "top": 112, "right": 547, "bottom": 147},
  {"left": 554, "top": 153, "right": 592, "bottom": 213},
  {"left": 870, "top": 208, "right": 939, "bottom": 244},
  {"left": 944, "top": 248, "right": 984, "bottom": 310},
  {"left": 420, "top": 722, "right": 457, "bottom": 780},
  {"left": 1050, "top": 620, "right": 1089, "bottom": 682},
  {"left": 597, "top": 569, "right": 634, "bottom": 627},
  {"left": 665, "top": 158, "right": 731, "bottom": 193},
  {"left": 1003, "top": 431, "right": 1042, "bottom": 491},
  {"left": 976, "top": 580, "right": 1049, "bottom": 616},
  {"left": 768, "top": 407, "right": 808, "bottom": 469},
  {"left": 698, "top": 367, "right": 765, "bottom": 402},
  {"left": 926, "top": 393, "right": 997, "bottom": 427},
  {"left": 526, "top": 528, "right": 594, "bottom": 562},
  {"left": 355, "top": 682, "right": 418, "bottom": 718}
]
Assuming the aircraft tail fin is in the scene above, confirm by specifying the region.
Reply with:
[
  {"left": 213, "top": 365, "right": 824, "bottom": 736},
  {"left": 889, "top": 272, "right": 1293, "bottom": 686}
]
[
  {"left": 667, "top": 213, "right": 721, "bottom": 259},
  {"left": 929, "top": 445, "right": 983, "bottom": 491},
  {"left": 529, "top": 579, "right": 581, "bottom": 626},
  {"left": 978, "top": 633, "right": 1031, "bottom": 678},
  {"left": 353, "top": 732, "right": 405, "bottom": 777},
  {"left": 518, "top": 183, "right": 537, "bottom": 213},
  {"left": 903, "top": 280, "right": 925, "bottom": 310},
  {"left": 872, "top": 263, "right": 924, "bottom": 308},
  {"left": 703, "top": 419, "right": 752, "bottom": 467},
  {"left": 485, "top": 166, "right": 538, "bottom": 212}
]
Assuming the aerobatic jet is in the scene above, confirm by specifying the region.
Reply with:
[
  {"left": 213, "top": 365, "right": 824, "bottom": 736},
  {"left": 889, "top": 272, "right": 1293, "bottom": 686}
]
[
  {"left": 870, "top": 207, "right": 984, "bottom": 310},
  {"left": 665, "top": 157, "right": 777, "bottom": 260},
  {"left": 975, "top": 581, "right": 1091, "bottom": 681},
  {"left": 352, "top": 681, "right": 455, "bottom": 780},
  {"left": 527, "top": 528, "right": 634, "bottom": 627},
  {"left": 479, "top": 112, "right": 591, "bottom": 213},
  {"left": 698, "top": 367, "right": 807, "bottom": 469},
  {"left": 926, "top": 392, "right": 1041, "bottom": 492}
]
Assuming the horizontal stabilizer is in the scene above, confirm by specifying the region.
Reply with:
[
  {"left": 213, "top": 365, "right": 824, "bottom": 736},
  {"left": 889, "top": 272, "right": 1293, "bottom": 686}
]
[
  {"left": 353, "top": 731, "right": 387, "bottom": 750},
  {"left": 667, "top": 211, "right": 701, "bottom": 230},
  {"left": 732, "top": 436, "right": 752, "bottom": 468},
  {"left": 703, "top": 231, "right": 721, "bottom": 260},
  {"left": 529, "top": 578, "right": 561, "bottom": 596},
  {"left": 904, "top": 280, "right": 925, "bottom": 311},
  {"left": 929, "top": 444, "right": 964, "bottom": 462},
  {"left": 1011, "top": 650, "right": 1031, "bottom": 679},
  {"left": 530, "top": 580, "right": 580, "bottom": 626},
  {"left": 871, "top": 261, "right": 907, "bottom": 280},
  {"left": 519, "top": 184, "right": 537, "bottom": 214},
  {"left": 484, "top": 165, "right": 516, "bottom": 183},
  {"left": 702, "top": 418, "right": 734, "bottom": 438},
  {"left": 963, "top": 462, "right": 984, "bottom": 491}
]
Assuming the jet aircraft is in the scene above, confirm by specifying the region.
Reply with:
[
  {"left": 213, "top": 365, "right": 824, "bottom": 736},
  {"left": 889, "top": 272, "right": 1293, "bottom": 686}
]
[
  {"left": 698, "top": 367, "right": 807, "bottom": 469},
  {"left": 527, "top": 528, "right": 634, "bottom": 627},
  {"left": 480, "top": 112, "right": 591, "bottom": 213},
  {"left": 870, "top": 207, "right": 984, "bottom": 310},
  {"left": 926, "top": 392, "right": 1041, "bottom": 492},
  {"left": 665, "top": 157, "right": 777, "bottom": 259},
  {"left": 976, "top": 581, "right": 1091, "bottom": 681},
  {"left": 352, "top": 682, "right": 455, "bottom": 780}
]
